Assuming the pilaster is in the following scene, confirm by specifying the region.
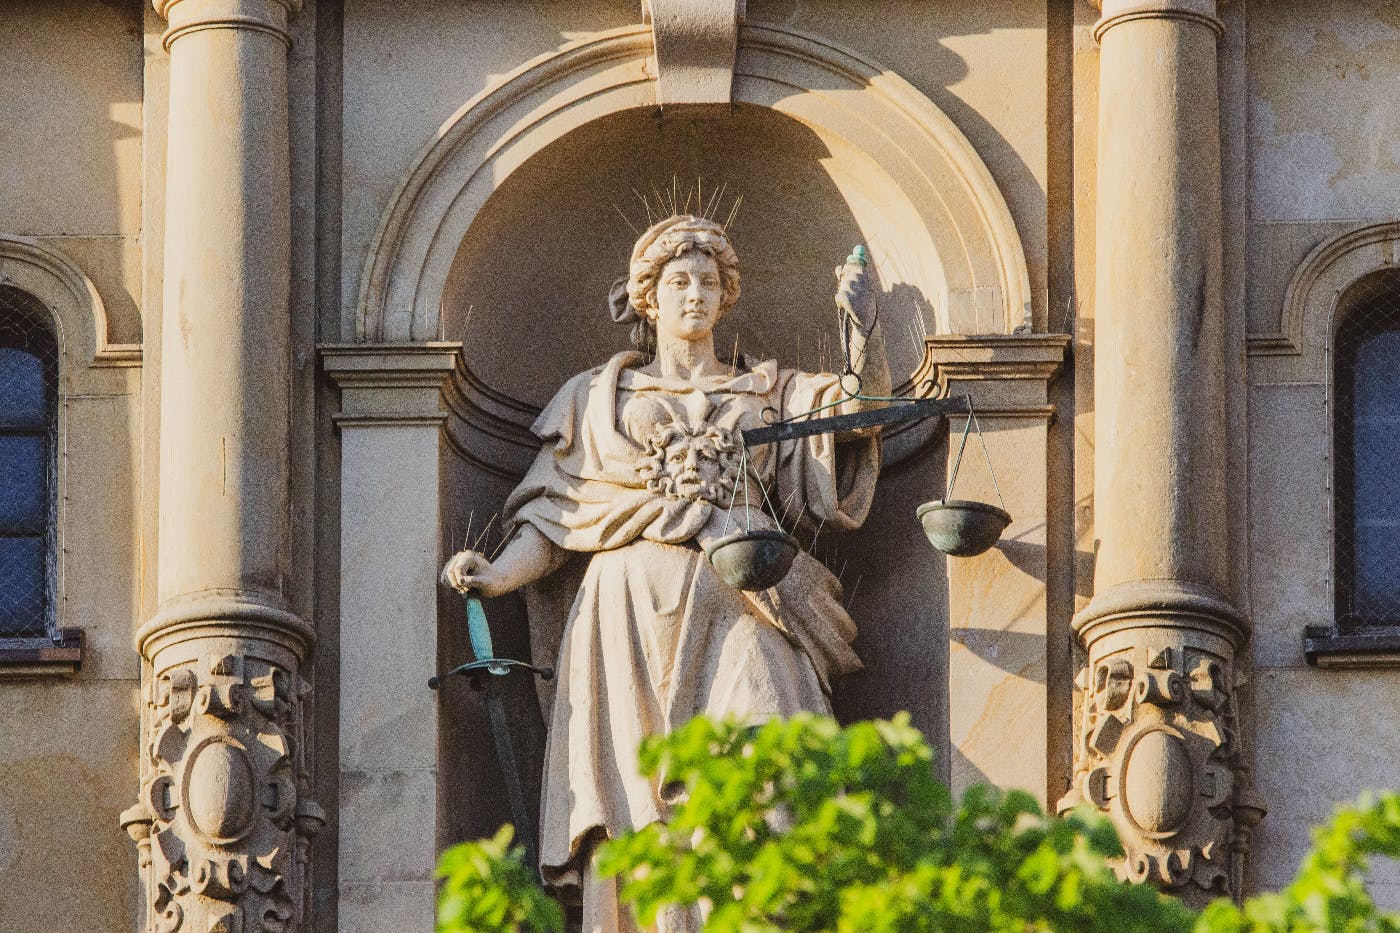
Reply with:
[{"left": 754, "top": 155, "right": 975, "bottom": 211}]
[
  {"left": 926, "top": 335, "right": 1068, "bottom": 806},
  {"left": 122, "top": 2, "right": 321, "bottom": 930},
  {"left": 321, "top": 343, "right": 460, "bottom": 933},
  {"left": 1064, "top": 0, "right": 1262, "bottom": 902}
]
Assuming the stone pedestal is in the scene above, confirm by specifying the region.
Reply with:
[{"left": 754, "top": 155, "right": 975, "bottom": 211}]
[
  {"left": 322, "top": 343, "right": 459, "bottom": 933},
  {"left": 927, "top": 335, "right": 1067, "bottom": 805},
  {"left": 1062, "top": 0, "right": 1262, "bottom": 901},
  {"left": 121, "top": 2, "right": 324, "bottom": 931}
]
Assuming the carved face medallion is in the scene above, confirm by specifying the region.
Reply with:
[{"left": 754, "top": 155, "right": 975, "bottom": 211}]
[{"left": 639, "top": 421, "right": 741, "bottom": 503}]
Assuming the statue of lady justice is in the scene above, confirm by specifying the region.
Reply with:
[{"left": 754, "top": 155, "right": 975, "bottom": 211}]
[{"left": 442, "top": 213, "right": 888, "bottom": 931}]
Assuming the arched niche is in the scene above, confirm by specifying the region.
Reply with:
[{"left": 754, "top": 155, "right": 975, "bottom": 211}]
[
  {"left": 404, "top": 23, "right": 1023, "bottom": 845},
  {"left": 356, "top": 22, "right": 1031, "bottom": 347}
]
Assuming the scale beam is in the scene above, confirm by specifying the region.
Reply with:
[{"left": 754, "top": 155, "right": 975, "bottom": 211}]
[{"left": 741, "top": 395, "right": 969, "bottom": 447}]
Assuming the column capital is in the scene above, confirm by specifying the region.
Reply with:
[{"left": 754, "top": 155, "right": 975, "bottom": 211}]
[
  {"left": 1089, "top": 0, "right": 1224, "bottom": 43},
  {"left": 920, "top": 333, "right": 1069, "bottom": 416},
  {"left": 153, "top": 0, "right": 302, "bottom": 49},
  {"left": 321, "top": 342, "right": 462, "bottom": 426}
]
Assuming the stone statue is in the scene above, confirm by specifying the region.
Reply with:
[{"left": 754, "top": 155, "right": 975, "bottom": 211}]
[{"left": 441, "top": 214, "right": 888, "bottom": 931}]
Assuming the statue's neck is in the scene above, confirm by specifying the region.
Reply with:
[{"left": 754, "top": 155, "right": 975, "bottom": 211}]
[{"left": 647, "top": 334, "right": 729, "bottom": 382}]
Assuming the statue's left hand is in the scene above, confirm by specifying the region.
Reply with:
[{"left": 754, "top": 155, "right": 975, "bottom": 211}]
[{"left": 834, "top": 257, "right": 876, "bottom": 332}]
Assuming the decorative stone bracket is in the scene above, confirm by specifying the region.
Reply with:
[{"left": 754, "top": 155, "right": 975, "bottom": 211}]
[
  {"left": 121, "top": 642, "right": 323, "bottom": 933},
  {"left": 642, "top": 0, "right": 745, "bottom": 104},
  {"left": 1059, "top": 583, "right": 1264, "bottom": 898}
]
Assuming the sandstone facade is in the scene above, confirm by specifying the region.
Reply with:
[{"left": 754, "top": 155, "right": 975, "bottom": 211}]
[{"left": 1, "top": 0, "right": 1398, "bottom": 929}]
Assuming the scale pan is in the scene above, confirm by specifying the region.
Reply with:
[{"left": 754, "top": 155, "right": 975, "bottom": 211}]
[
  {"left": 916, "top": 499, "right": 1011, "bottom": 557},
  {"left": 705, "top": 529, "right": 800, "bottom": 591}
]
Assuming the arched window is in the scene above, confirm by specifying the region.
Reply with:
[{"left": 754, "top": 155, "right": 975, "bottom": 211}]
[
  {"left": 1334, "top": 272, "right": 1400, "bottom": 630},
  {"left": 0, "top": 285, "right": 58, "bottom": 642}
]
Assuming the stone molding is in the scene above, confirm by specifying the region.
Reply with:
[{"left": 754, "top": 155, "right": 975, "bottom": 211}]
[
  {"left": 0, "top": 233, "right": 141, "bottom": 369},
  {"left": 643, "top": 0, "right": 745, "bottom": 105},
  {"left": 154, "top": 0, "right": 301, "bottom": 49},
  {"left": 1066, "top": 579, "right": 1263, "bottom": 895},
  {"left": 1249, "top": 221, "right": 1400, "bottom": 374},
  {"left": 355, "top": 23, "right": 1030, "bottom": 343},
  {"left": 321, "top": 342, "right": 461, "bottom": 425},
  {"left": 1092, "top": 2, "right": 1225, "bottom": 43},
  {"left": 919, "top": 334, "right": 1070, "bottom": 414}
]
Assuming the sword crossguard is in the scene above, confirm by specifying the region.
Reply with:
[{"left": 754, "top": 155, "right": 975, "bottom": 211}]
[
  {"left": 428, "top": 590, "right": 555, "bottom": 690},
  {"left": 428, "top": 658, "right": 555, "bottom": 691}
]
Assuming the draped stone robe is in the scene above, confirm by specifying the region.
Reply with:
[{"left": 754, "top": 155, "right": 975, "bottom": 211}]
[{"left": 502, "top": 350, "right": 879, "bottom": 924}]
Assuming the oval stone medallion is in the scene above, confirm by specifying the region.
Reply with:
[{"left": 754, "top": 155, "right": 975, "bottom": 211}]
[
  {"left": 185, "top": 739, "right": 256, "bottom": 842},
  {"left": 1122, "top": 729, "right": 1194, "bottom": 835}
]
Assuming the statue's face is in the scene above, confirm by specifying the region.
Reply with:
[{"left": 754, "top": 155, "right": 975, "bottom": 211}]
[{"left": 651, "top": 251, "right": 723, "bottom": 343}]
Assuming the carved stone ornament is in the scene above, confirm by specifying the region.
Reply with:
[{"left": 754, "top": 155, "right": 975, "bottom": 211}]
[
  {"left": 1058, "top": 624, "right": 1265, "bottom": 898},
  {"left": 121, "top": 651, "right": 324, "bottom": 933}
]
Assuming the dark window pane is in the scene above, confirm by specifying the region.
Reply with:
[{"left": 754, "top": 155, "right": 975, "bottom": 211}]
[
  {"left": 0, "top": 435, "right": 47, "bottom": 533},
  {"left": 0, "top": 536, "right": 46, "bottom": 637},
  {"left": 0, "top": 286, "right": 56, "bottom": 640},
  {"left": 0, "top": 347, "right": 46, "bottom": 428},
  {"left": 1337, "top": 275, "right": 1400, "bottom": 625},
  {"left": 1352, "top": 332, "right": 1400, "bottom": 615}
]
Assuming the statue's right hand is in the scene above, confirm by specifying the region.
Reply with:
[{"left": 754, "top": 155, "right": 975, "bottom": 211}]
[{"left": 440, "top": 550, "right": 508, "bottom": 598}]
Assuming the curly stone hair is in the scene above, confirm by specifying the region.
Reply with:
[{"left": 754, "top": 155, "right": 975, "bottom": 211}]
[{"left": 610, "top": 215, "right": 741, "bottom": 351}]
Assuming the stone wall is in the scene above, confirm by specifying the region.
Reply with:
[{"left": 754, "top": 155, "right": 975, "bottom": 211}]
[{"left": 5, "top": 1, "right": 1400, "bottom": 930}]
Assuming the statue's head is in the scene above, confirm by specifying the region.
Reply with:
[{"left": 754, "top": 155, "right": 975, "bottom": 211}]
[{"left": 610, "top": 214, "right": 741, "bottom": 350}]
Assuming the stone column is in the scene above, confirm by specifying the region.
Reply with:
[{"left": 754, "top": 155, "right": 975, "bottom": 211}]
[
  {"left": 322, "top": 344, "right": 459, "bottom": 933},
  {"left": 1060, "top": 0, "right": 1262, "bottom": 902},
  {"left": 120, "top": 2, "right": 324, "bottom": 932},
  {"left": 927, "top": 336, "right": 1068, "bottom": 807}
]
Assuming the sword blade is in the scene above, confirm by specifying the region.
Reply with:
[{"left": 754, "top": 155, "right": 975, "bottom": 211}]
[{"left": 483, "top": 679, "right": 538, "bottom": 873}]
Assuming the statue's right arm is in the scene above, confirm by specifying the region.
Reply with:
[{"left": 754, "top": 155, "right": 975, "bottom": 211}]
[{"left": 440, "top": 523, "right": 570, "bottom": 598}]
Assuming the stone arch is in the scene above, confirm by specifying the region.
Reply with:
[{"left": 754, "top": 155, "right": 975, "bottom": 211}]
[
  {"left": 1250, "top": 222, "right": 1400, "bottom": 382},
  {"left": 0, "top": 234, "right": 140, "bottom": 375},
  {"left": 355, "top": 22, "right": 1031, "bottom": 343}
]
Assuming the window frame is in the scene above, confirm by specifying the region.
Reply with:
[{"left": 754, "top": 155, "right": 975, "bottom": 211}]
[
  {"left": 0, "top": 234, "right": 137, "bottom": 676},
  {"left": 1331, "top": 279, "right": 1400, "bottom": 632},
  {"left": 0, "top": 289, "right": 61, "bottom": 644}
]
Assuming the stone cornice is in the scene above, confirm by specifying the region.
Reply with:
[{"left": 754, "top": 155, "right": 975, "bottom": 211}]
[
  {"left": 915, "top": 334, "right": 1070, "bottom": 415},
  {"left": 1088, "top": 0, "right": 1224, "bottom": 42},
  {"left": 321, "top": 342, "right": 461, "bottom": 424},
  {"left": 153, "top": 0, "right": 302, "bottom": 49}
]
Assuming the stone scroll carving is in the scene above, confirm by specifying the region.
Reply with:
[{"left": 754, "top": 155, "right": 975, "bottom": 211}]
[
  {"left": 122, "top": 651, "right": 323, "bottom": 933},
  {"left": 1059, "top": 624, "right": 1264, "bottom": 900}
]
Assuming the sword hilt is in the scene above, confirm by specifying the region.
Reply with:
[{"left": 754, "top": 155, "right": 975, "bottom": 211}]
[{"left": 428, "top": 590, "right": 555, "bottom": 690}]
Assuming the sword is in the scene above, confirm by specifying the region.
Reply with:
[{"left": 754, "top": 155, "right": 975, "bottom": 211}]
[{"left": 429, "top": 592, "right": 553, "bottom": 874}]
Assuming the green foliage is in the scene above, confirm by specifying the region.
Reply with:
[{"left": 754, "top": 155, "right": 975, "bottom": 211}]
[
  {"left": 1195, "top": 793, "right": 1400, "bottom": 933},
  {"left": 596, "top": 713, "right": 1195, "bottom": 932},
  {"left": 435, "top": 826, "right": 563, "bottom": 933},
  {"left": 433, "top": 716, "right": 1400, "bottom": 933}
]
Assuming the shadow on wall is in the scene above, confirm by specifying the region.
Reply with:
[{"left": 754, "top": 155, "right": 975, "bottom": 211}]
[{"left": 435, "top": 103, "right": 963, "bottom": 846}]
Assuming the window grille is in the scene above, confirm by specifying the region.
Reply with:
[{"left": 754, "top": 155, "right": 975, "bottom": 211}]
[
  {"left": 0, "top": 285, "right": 58, "bottom": 642},
  {"left": 1334, "top": 272, "right": 1400, "bottom": 630}
]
